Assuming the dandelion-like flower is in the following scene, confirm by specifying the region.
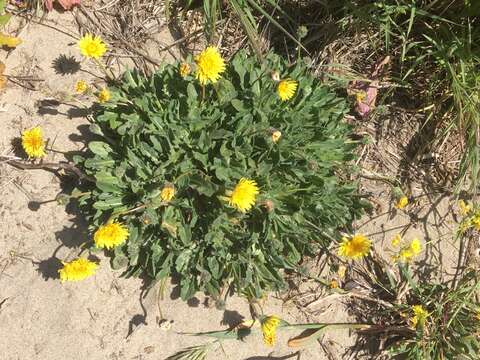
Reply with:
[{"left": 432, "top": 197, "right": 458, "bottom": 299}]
[
  {"left": 78, "top": 34, "right": 107, "bottom": 59},
  {"left": 22, "top": 126, "right": 46, "bottom": 159},
  {"left": 228, "top": 178, "right": 259, "bottom": 212},
  {"left": 261, "top": 315, "right": 281, "bottom": 346},
  {"left": 97, "top": 88, "right": 111, "bottom": 103},
  {"left": 410, "top": 305, "right": 429, "bottom": 328},
  {"left": 277, "top": 79, "right": 298, "bottom": 101},
  {"left": 271, "top": 130, "right": 282, "bottom": 143},
  {"left": 458, "top": 200, "right": 472, "bottom": 216},
  {"left": 94, "top": 222, "right": 129, "bottom": 249},
  {"left": 395, "top": 196, "right": 409, "bottom": 209},
  {"left": 59, "top": 258, "right": 97, "bottom": 282},
  {"left": 338, "top": 234, "right": 371, "bottom": 259},
  {"left": 161, "top": 184, "right": 175, "bottom": 202},
  {"left": 75, "top": 80, "right": 88, "bottom": 94},
  {"left": 409, "top": 238, "right": 422, "bottom": 256},
  {"left": 194, "top": 46, "right": 226, "bottom": 85},
  {"left": 179, "top": 62, "right": 191, "bottom": 77}
]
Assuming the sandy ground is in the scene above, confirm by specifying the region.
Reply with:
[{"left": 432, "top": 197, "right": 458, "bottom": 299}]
[
  {"left": 0, "top": 10, "right": 354, "bottom": 360},
  {"left": 0, "top": 8, "right": 460, "bottom": 360}
]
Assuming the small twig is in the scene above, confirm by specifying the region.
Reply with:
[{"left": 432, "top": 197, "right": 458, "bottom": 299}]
[{"left": 3, "top": 159, "right": 95, "bottom": 183}]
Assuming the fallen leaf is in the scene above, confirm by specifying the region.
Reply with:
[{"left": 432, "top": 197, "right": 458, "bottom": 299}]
[{"left": 0, "top": 33, "right": 21, "bottom": 48}]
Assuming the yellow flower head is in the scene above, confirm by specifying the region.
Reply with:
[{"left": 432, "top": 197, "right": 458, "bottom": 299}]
[
  {"left": 161, "top": 184, "right": 175, "bottom": 202},
  {"left": 78, "top": 34, "right": 107, "bottom": 59},
  {"left": 22, "top": 126, "right": 46, "bottom": 158},
  {"left": 409, "top": 238, "right": 422, "bottom": 256},
  {"left": 472, "top": 213, "right": 480, "bottom": 231},
  {"left": 338, "top": 234, "right": 371, "bottom": 259},
  {"left": 277, "top": 79, "right": 298, "bottom": 101},
  {"left": 395, "top": 196, "right": 409, "bottom": 210},
  {"left": 271, "top": 130, "right": 282, "bottom": 143},
  {"left": 391, "top": 233, "right": 402, "bottom": 247},
  {"left": 261, "top": 315, "right": 281, "bottom": 346},
  {"left": 194, "top": 46, "right": 226, "bottom": 85},
  {"left": 59, "top": 258, "right": 97, "bottom": 282},
  {"left": 97, "top": 88, "right": 111, "bottom": 103},
  {"left": 75, "top": 80, "right": 88, "bottom": 94},
  {"left": 94, "top": 222, "right": 129, "bottom": 249},
  {"left": 228, "top": 178, "right": 259, "bottom": 212},
  {"left": 410, "top": 305, "right": 429, "bottom": 328},
  {"left": 458, "top": 200, "right": 472, "bottom": 216},
  {"left": 179, "top": 62, "right": 191, "bottom": 77},
  {"left": 330, "top": 279, "right": 339, "bottom": 289}
]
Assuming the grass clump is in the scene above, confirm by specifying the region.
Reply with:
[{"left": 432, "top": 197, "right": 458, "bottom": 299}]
[{"left": 74, "top": 49, "right": 365, "bottom": 300}]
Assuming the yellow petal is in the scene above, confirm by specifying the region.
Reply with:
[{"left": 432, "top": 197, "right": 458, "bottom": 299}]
[{"left": 0, "top": 33, "right": 22, "bottom": 48}]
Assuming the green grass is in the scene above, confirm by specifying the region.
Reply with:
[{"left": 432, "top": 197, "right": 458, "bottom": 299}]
[{"left": 317, "top": 0, "right": 480, "bottom": 191}]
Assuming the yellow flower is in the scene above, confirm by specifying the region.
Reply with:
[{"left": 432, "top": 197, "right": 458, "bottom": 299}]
[
  {"left": 458, "top": 200, "right": 472, "bottom": 216},
  {"left": 395, "top": 196, "right": 409, "bottom": 209},
  {"left": 271, "top": 130, "right": 282, "bottom": 143},
  {"left": 472, "top": 213, "right": 480, "bottom": 231},
  {"left": 161, "top": 184, "right": 175, "bottom": 202},
  {"left": 391, "top": 233, "right": 402, "bottom": 247},
  {"left": 355, "top": 90, "right": 367, "bottom": 103},
  {"left": 330, "top": 280, "right": 338, "bottom": 289},
  {"left": 459, "top": 218, "right": 473, "bottom": 234},
  {"left": 277, "top": 79, "right": 298, "bottom": 101},
  {"left": 410, "top": 305, "right": 429, "bottom": 328},
  {"left": 338, "top": 234, "right": 371, "bottom": 259},
  {"left": 396, "top": 239, "right": 421, "bottom": 263},
  {"left": 75, "top": 80, "right": 88, "bottom": 94},
  {"left": 179, "top": 62, "right": 191, "bottom": 77},
  {"left": 409, "top": 238, "right": 422, "bottom": 256},
  {"left": 261, "top": 315, "right": 281, "bottom": 346},
  {"left": 97, "top": 88, "right": 111, "bottom": 103},
  {"left": 59, "top": 258, "right": 97, "bottom": 282},
  {"left": 228, "top": 178, "right": 259, "bottom": 213},
  {"left": 194, "top": 46, "right": 226, "bottom": 85},
  {"left": 398, "top": 248, "right": 414, "bottom": 262},
  {"left": 94, "top": 222, "right": 129, "bottom": 249},
  {"left": 22, "top": 126, "right": 46, "bottom": 158},
  {"left": 78, "top": 34, "right": 107, "bottom": 59}
]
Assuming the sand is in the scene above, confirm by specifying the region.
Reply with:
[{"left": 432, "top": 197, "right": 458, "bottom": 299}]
[{"left": 0, "top": 8, "right": 459, "bottom": 360}]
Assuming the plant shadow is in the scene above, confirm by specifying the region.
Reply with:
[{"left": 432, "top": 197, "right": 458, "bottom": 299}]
[{"left": 52, "top": 54, "right": 81, "bottom": 75}]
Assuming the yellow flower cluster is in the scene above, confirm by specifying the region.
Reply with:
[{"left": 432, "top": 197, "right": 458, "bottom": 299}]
[
  {"left": 391, "top": 234, "right": 422, "bottom": 263},
  {"left": 410, "top": 304, "right": 429, "bottom": 328},
  {"left": 338, "top": 234, "right": 371, "bottom": 259},
  {"left": 261, "top": 315, "right": 281, "bottom": 346}
]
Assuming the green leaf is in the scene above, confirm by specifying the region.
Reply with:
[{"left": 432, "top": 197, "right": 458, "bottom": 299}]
[
  {"left": 0, "top": 14, "right": 11, "bottom": 28},
  {"left": 88, "top": 141, "right": 113, "bottom": 158}
]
